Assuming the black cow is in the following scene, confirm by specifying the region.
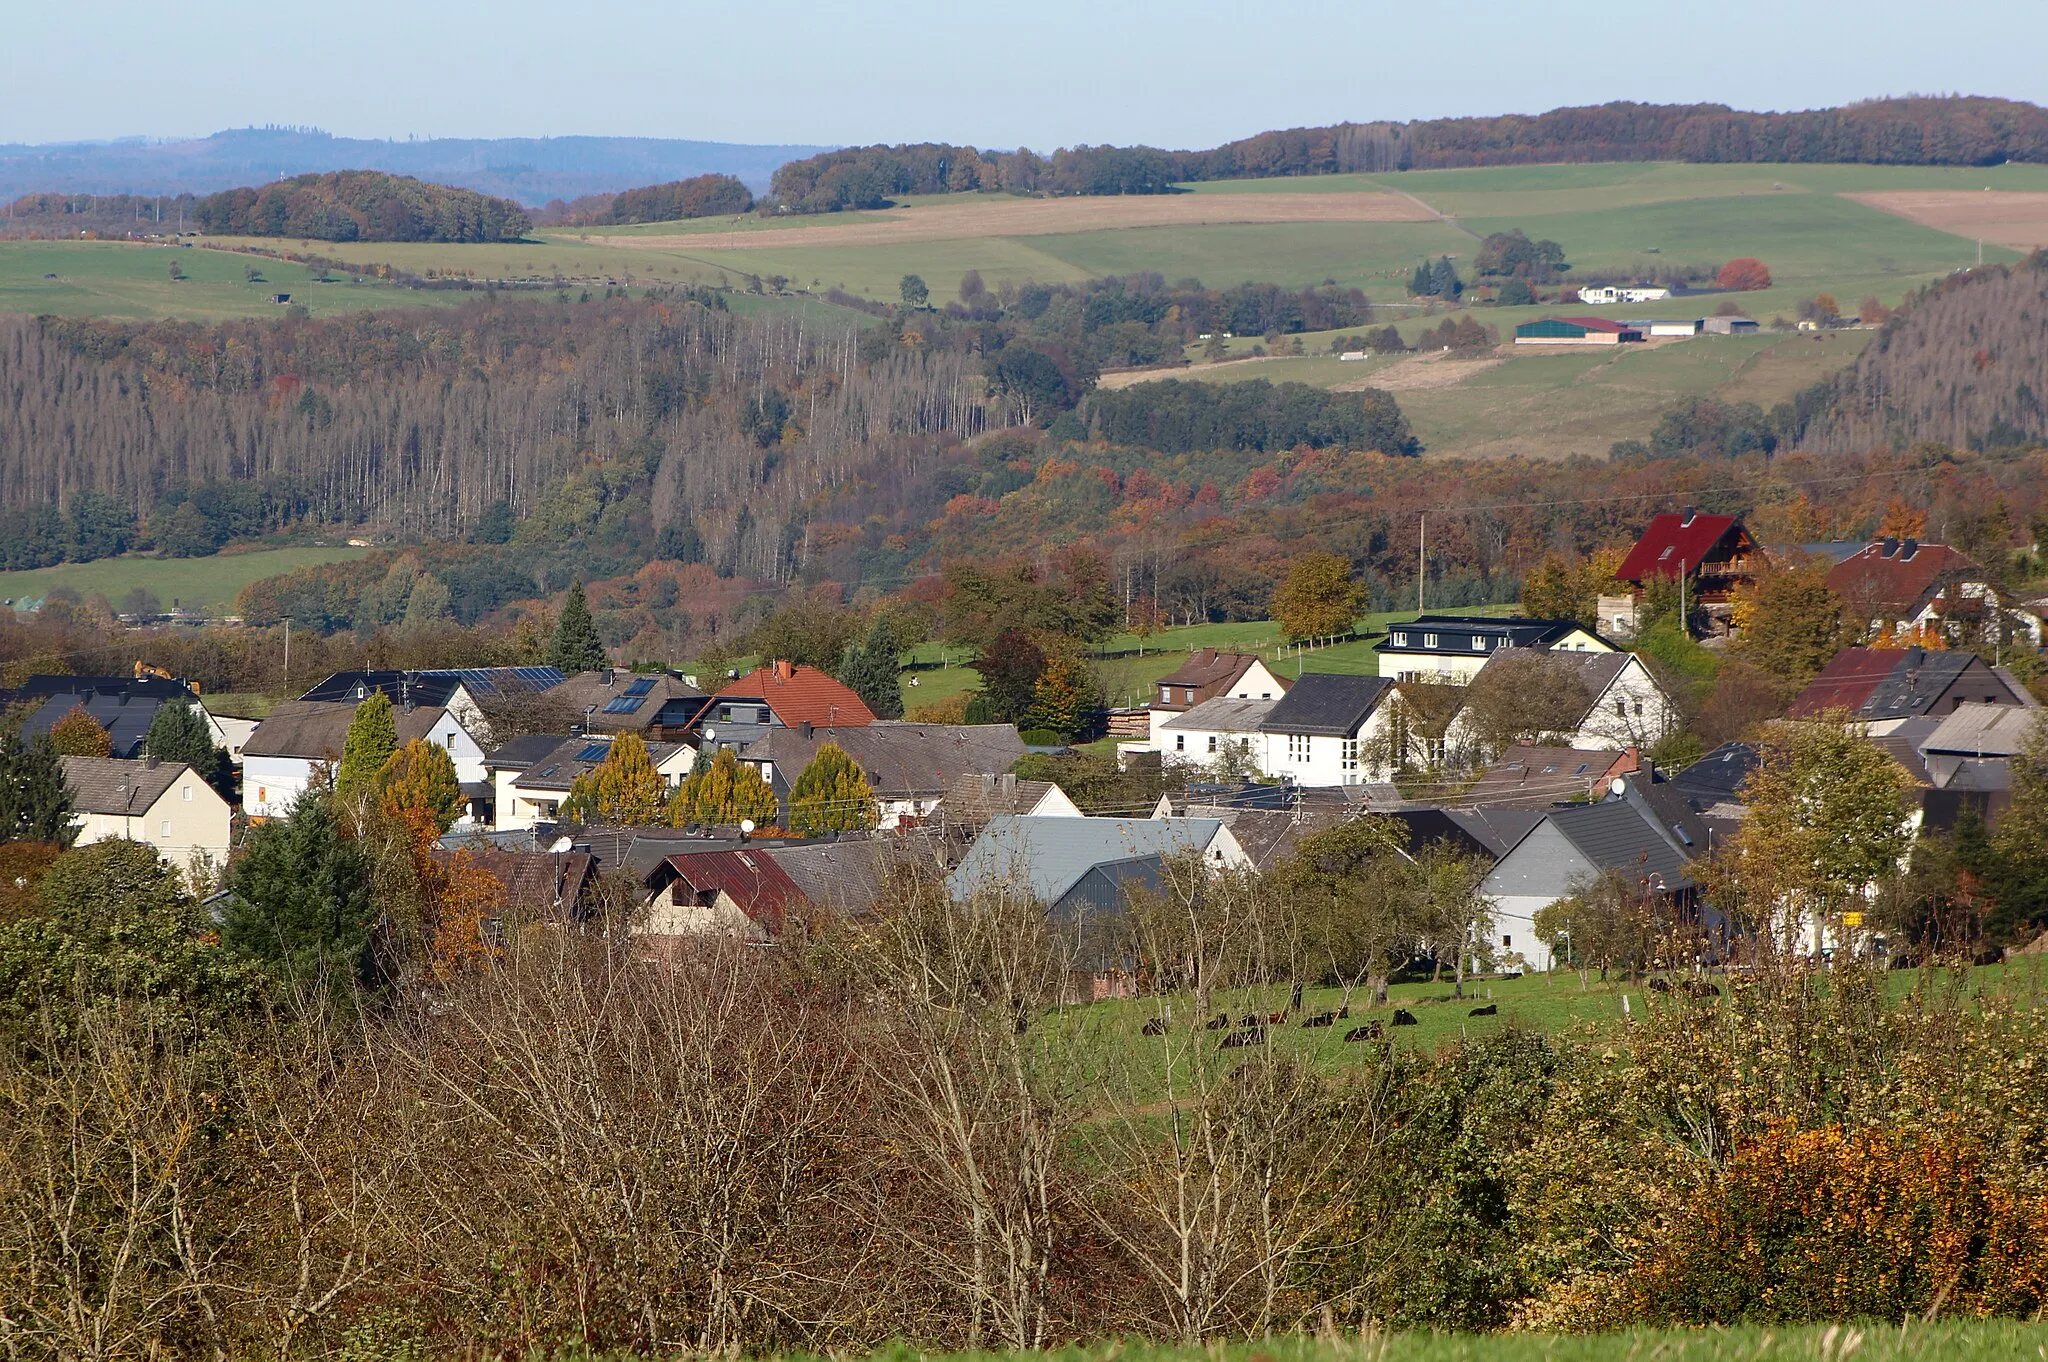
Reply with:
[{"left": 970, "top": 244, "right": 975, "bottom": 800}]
[
  {"left": 1220, "top": 1027, "right": 1267, "bottom": 1049},
  {"left": 1468, "top": 1003, "right": 1497, "bottom": 1017},
  {"left": 1141, "top": 1017, "right": 1168, "bottom": 1037},
  {"left": 1205, "top": 1013, "right": 1230, "bottom": 1030},
  {"left": 1343, "top": 1022, "right": 1383, "bottom": 1042},
  {"left": 1391, "top": 1009, "right": 1419, "bottom": 1026},
  {"left": 1302, "top": 1012, "right": 1335, "bottom": 1028}
]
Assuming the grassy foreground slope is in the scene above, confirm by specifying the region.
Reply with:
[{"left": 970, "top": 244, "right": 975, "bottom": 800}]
[
  {"left": 860, "top": 1323, "right": 2048, "bottom": 1362},
  {"left": 0, "top": 546, "right": 373, "bottom": 613}
]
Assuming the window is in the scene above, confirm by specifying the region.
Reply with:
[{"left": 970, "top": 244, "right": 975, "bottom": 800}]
[
  {"left": 1391, "top": 631, "right": 1408, "bottom": 647},
  {"left": 1422, "top": 633, "right": 1439, "bottom": 648},
  {"left": 1341, "top": 738, "right": 1359, "bottom": 775},
  {"left": 1207, "top": 735, "right": 1218, "bottom": 753},
  {"left": 1616, "top": 698, "right": 1628, "bottom": 717},
  {"left": 181, "top": 784, "right": 193, "bottom": 802},
  {"left": 1175, "top": 734, "right": 1185, "bottom": 751},
  {"left": 445, "top": 733, "right": 457, "bottom": 749},
  {"left": 756, "top": 707, "right": 772, "bottom": 725},
  {"left": 1287, "top": 733, "right": 1310, "bottom": 763},
  {"left": 1183, "top": 688, "right": 1194, "bottom": 704},
  {"left": 1472, "top": 635, "right": 1487, "bottom": 650},
  {"left": 257, "top": 787, "right": 267, "bottom": 804},
  {"left": 1503, "top": 934, "right": 1513, "bottom": 948},
  {"left": 160, "top": 819, "right": 172, "bottom": 839},
  {"left": 1160, "top": 686, "right": 1171, "bottom": 703},
  {"left": 718, "top": 706, "right": 733, "bottom": 723}
]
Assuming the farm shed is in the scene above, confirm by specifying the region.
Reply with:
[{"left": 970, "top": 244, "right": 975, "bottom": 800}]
[{"left": 1514, "top": 317, "right": 1643, "bottom": 345}]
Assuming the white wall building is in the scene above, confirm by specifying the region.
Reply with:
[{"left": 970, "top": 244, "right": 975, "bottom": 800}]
[
  {"left": 61, "top": 756, "right": 233, "bottom": 881},
  {"left": 242, "top": 701, "right": 485, "bottom": 819}
]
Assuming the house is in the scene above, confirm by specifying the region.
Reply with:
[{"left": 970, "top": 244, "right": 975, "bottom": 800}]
[
  {"left": 548, "top": 668, "right": 708, "bottom": 740},
  {"left": 299, "top": 667, "right": 565, "bottom": 743},
  {"left": 1612, "top": 509, "right": 1766, "bottom": 635},
  {"left": 1626, "top": 318, "right": 1703, "bottom": 337},
  {"left": 1146, "top": 650, "right": 1290, "bottom": 741},
  {"left": 701, "top": 661, "right": 875, "bottom": 752},
  {"left": 948, "top": 814, "right": 1248, "bottom": 908},
  {"left": 242, "top": 701, "right": 483, "bottom": 818},
  {"left": 12, "top": 673, "right": 231, "bottom": 759},
  {"left": 484, "top": 734, "right": 572, "bottom": 830},
  {"left": 1787, "top": 646, "right": 2033, "bottom": 734},
  {"left": 1460, "top": 648, "right": 1677, "bottom": 754},
  {"left": 937, "top": 772, "right": 1085, "bottom": 836},
  {"left": 737, "top": 722, "right": 1027, "bottom": 829},
  {"left": 764, "top": 839, "right": 924, "bottom": 917},
  {"left": 1576, "top": 285, "right": 1670, "bottom": 305},
  {"left": 1479, "top": 793, "right": 1701, "bottom": 971},
  {"left": 60, "top": 756, "right": 232, "bottom": 876},
  {"left": 427, "top": 847, "right": 598, "bottom": 929},
  {"left": 499, "top": 733, "right": 695, "bottom": 830},
  {"left": 1514, "top": 316, "right": 1644, "bottom": 345},
  {"left": 640, "top": 848, "right": 808, "bottom": 942},
  {"left": 203, "top": 707, "right": 260, "bottom": 765},
  {"left": 1157, "top": 696, "right": 1277, "bottom": 767},
  {"left": 1183, "top": 804, "right": 1342, "bottom": 871},
  {"left": 1258, "top": 672, "right": 1400, "bottom": 785},
  {"left": 1391, "top": 806, "right": 1548, "bottom": 861},
  {"left": 1703, "top": 316, "right": 1760, "bottom": 335},
  {"left": 1664, "top": 741, "right": 1758, "bottom": 818},
  {"left": 1376, "top": 615, "right": 1615, "bottom": 684},
  {"left": 1913, "top": 702, "right": 2045, "bottom": 828},
  {"left": 1826, "top": 538, "right": 2030, "bottom": 646},
  {"left": 1457, "top": 745, "right": 1641, "bottom": 809}
]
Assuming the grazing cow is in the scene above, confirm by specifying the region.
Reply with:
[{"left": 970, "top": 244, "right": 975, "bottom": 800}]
[
  {"left": 1336, "top": 1005, "right": 1350, "bottom": 1020},
  {"left": 1681, "top": 979, "right": 1722, "bottom": 998},
  {"left": 1267, "top": 1011, "right": 1286, "bottom": 1025},
  {"left": 1141, "top": 1017, "right": 1168, "bottom": 1037},
  {"left": 1468, "top": 1003, "right": 1497, "bottom": 1017},
  {"left": 1220, "top": 1027, "right": 1266, "bottom": 1049},
  {"left": 1205, "top": 1013, "right": 1230, "bottom": 1030},
  {"left": 1391, "top": 1009, "right": 1419, "bottom": 1026},
  {"left": 1974, "top": 948, "right": 2006, "bottom": 967},
  {"left": 1240, "top": 1014, "right": 1261, "bottom": 1028},
  {"left": 1302, "top": 1012, "right": 1335, "bottom": 1028},
  {"left": 1343, "top": 1022, "right": 1383, "bottom": 1042},
  {"left": 1646, "top": 977, "right": 1672, "bottom": 993},
  {"left": 1290, "top": 981, "right": 1304, "bottom": 1012}
]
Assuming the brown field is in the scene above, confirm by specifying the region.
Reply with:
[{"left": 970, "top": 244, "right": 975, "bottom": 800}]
[
  {"left": 1846, "top": 191, "right": 2048, "bottom": 251},
  {"left": 601, "top": 192, "right": 1435, "bottom": 252},
  {"left": 1336, "top": 349, "right": 1507, "bottom": 391}
]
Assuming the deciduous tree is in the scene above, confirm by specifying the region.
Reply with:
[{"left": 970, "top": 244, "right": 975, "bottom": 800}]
[
  {"left": 561, "top": 732, "right": 669, "bottom": 826},
  {"left": 48, "top": 705, "right": 112, "bottom": 758},
  {"left": 1730, "top": 561, "right": 1848, "bottom": 682},
  {"left": 379, "top": 739, "right": 465, "bottom": 836},
  {"left": 787, "top": 743, "right": 878, "bottom": 835},
  {"left": 1716, "top": 257, "right": 1772, "bottom": 291},
  {"left": 1272, "top": 550, "right": 1362, "bottom": 641},
  {"left": 669, "top": 747, "right": 778, "bottom": 828}
]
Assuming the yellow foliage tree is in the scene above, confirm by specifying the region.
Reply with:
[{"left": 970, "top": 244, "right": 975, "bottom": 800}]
[
  {"left": 428, "top": 847, "right": 506, "bottom": 982},
  {"left": 1273, "top": 550, "right": 1364, "bottom": 641},
  {"left": 378, "top": 739, "right": 464, "bottom": 836},
  {"left": 668, "top": 746, "right": 779, "bottom": 828},
  {"left": 48, "top": 706, "right": 113, "bottom": 758},
  {"left": 560, "top": 732, "right": 668, "bottom": 825}
]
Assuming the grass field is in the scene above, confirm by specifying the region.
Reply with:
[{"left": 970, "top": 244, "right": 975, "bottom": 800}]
[
  {"left": 865, "top": 1322, "right": 2048, "bottom": 1362},
  {"left": 0, "top": 546, "right": 372, "bottom": 615}
]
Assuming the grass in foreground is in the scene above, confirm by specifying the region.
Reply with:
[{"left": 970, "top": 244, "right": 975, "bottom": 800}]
[
  {"left": 856, "top": 1322, "right": 2048, "bottom": 1362},
  {"left": 0, "top": 545, "right": 373, "bottom": 615}
]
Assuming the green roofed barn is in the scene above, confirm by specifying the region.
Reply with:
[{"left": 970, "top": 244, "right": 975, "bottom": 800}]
[{"left": 1515, "top": 316, "right": 1644, "bottom": 346}]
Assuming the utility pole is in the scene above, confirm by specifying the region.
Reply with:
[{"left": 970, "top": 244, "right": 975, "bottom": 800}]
[
  {"left": 1418, "top": 513, "right": 1426, "bottom": 615},
  {"left": 282, "top": 616, "right": 292, "bottom": 693}
]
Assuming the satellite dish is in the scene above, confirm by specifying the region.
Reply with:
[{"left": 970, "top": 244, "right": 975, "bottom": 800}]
[
  {"left": 739, "top": 819, "right": 756, "bottom": 835},
  {"left": 703, "top": 726, "right": 717, "bottom": 742},
  {"left": 1611, "top": 777, "right": 1629, "bottom": 797}
]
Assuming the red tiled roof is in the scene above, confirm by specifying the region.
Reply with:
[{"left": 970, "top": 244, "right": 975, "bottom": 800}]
[
  {"left": 715, "top": 662, "right": 876, "bottom": 727},
  {"left": 660, "top": 849, "right": 806, "bottom": 935},
  {"left": 1156, "top": 649, "right": 1258, "bottom": 690},
  {"left": 1559, "top": 316, "right": 1636, "bottom": 333},
  {"left": 1786, "top": 648, "right": 1911, "bottom": 718},
  {"left": 1615, "top": 512, "right": 1743, "bottom": 583},
  {"left": 1827, "top": 541, "right": 1980, "bottom": 616}
]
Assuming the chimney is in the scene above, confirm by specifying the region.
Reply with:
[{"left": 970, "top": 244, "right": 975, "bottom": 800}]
[
  {"left": 799, "top": 720, "right": 813, "bottom": 739},
  {"left": 1880, "top": 537, "right": 1899, "bottom": 558},
  {"left": 144, "top": 752, "right": 159, "bottom": 770},
  {"left": 1001, "top": 772, "right": 1017, "bottom": 797},
  {"left": 1906, "top": 644, "right": 1926, "bottom": 667},
  {"left": 1680, "top": 506, "right": 1696, "bottom": 527},
  {"left": 602, "top": 667, "right": 616, "bottom": 687},
  {"left": 774, "top": 659, "right": 793, "bottom": 682}
]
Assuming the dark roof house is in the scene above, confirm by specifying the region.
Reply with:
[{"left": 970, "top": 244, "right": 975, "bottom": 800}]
[
  {"left": 19, "top": 689, "right": 172, "bottom": 759},
  {"left": 242, "top": 700, "right": 451, "bottom": 760},
  {"left": 550, "top": 669, "right": 707, "bottom": 735},
  {"left": 1788, "top": 647, "right": 2029, "bottom": 729},
  {"left": 428, "top": 848, "right": 597, "bottom": 923},
  {"left": 300, "top": 667, "right": 564, "bottom": 707},
  {"left": 1614, "top": 510, "right": 1764, "bottom": 625},
  {"left": 739, "top": 722, "right": 1026, "bottom": 811},
  {"left": 1259, "top": 673, "right": 1393, "bottom": 738}
]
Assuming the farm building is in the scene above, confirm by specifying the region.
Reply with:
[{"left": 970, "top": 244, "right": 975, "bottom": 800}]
[
  {"left": 1577, "top": 285, "right": 1670, "bottom": 305},
  {"left": 1704, "top": 315, "right": 1760, "bottom": 334},
  {"left": 1514, "top": 317, "right": 1643, "bottom": 346},
  {"left": 1628, "top": 318, "right": 1703, "bottom": 337}
]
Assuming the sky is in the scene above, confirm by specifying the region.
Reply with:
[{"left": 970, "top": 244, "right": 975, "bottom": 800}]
[{"left": 5, "top": 0, "right": 2046, "bottom": 150}]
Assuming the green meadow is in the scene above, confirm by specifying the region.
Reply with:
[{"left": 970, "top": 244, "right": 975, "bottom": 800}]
[{"left": 0, "top": 545, "right": 372, "bottom": 615}]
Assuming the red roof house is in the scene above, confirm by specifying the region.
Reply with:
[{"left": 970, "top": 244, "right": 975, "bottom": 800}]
[
  {"left": 1827, "top": 538, "right": 1995, "bottom": 638},
  {"left": 641, "top": 847, "right": 807, "bottom": 940},
  {"left": 1614, "top": 509, "right": 1765, "bottom": 629},
  {"left": 712, "top": 660, "right": 876, "bottom": 729}
]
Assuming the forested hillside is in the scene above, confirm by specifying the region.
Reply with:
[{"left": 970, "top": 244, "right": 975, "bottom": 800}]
[
  {"left": 192, "top": 172, "right": 531, "bottom": 243},
  {"left": 1802, "top": 252, "right": 2048, "bottom": 453},
  {"left": 767, "top": 97, "right": 2048, "bottom": 209}
]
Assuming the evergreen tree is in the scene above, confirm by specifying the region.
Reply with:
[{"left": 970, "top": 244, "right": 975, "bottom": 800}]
[
  {"left": 1430, "top": 256, "right": 1462, "bottom": 298},
  {"left": 0, "top": 734, "right": 76, "bottom": 847},
  {"left": 837, "top": 617, "right": 904, "bottom": 720},
  {"left": 669, "top": 747, "right": 779, "bottom": 828},
  {"left": 378, "top": 739, "right": 465, "bottom": 836},
  {"left": 336, "top": 692, "right": 398, "bottom": 802},
  {"left": 561, "top": 733, "right": 669, "bottom": 826},
  {"left": 976, "top": 629, "right": 1047, "bottom": 725},
  {"left": 1409, "top": 262, "right": 1433, "bottom": 297},
  {"left": 551, "top": 579, "right": 608, "bottom": 673},
  {"left": 143, "top": 699, "right": 231, "bottom": 796},
  {"left": 49, "top": 706, "right": 113, "bottom": 758},
  {"left": 787, "top": 743, "right": 878, "bottom": 835},
  {"left": 221, "top": 788, "right": 375, "bottom": 990}
]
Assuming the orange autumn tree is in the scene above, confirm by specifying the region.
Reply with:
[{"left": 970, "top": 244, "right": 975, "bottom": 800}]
[
  {"left": 427, "top": 846, "right": 507, "bottom": 981},
  {"left": 1878, "top": 496, "right": 1928, "bottom": 539},
  {"left": 378, "top": 739, "right": 464, "bottom": 840},
  {"left": 48, "top": 705, "right": 113, "bottom": 758}
]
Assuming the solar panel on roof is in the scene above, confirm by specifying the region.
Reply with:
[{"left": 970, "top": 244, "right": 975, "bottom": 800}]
[
  {"left": 576, "top": 743, "right": 612, "bottom": 762},
  {"left": 602, "top": 696, "right": 645, "bottom": 714},
  {"left": 624, "top": 677, "right": 656, "bottom": 697}
]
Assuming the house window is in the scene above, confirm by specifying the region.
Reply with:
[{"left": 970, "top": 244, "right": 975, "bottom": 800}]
[
  {"left": 445, "top": 733, "right": 456, "bottom": 749},
  {"left": 718, "top": 706, "right": 733, "bottom": 723},
  {"left": 1183, "top": 689, "right": 1194, "bottom": 704},
  {"left": 160, "top": 819, "right": 172, "bottom": 839},
  {"left": 182, "top": 784, "right": 193, "bottom": 801},
  {"left": 1472, "top": 635, "right": 1487, "bottom": 650},
  {"left": 257, "top": 787, "right": 267, "bottom": 804},
  {"left": 756, "top": 707, "right": 772, "bottom": 725},
  {"left": 1288, "top": 734, "right": 1310, "bottom": 762},
  {"left": 1503, "top": 934, "right": 1513, "bottom": 948},
  {"left": 1616, "top": 698, "right": 1627, "bottom": 717},
  {"left": 1391, "top": 631, "right": 1408, "bottom": 647},
  {"left": 1341, "top": 738, "right": 1359, "bottom": 772},
  {"left": 1207, "top": 735, "right": 1218, "bottom": 753},
  {"left": 1422, "top": 633, "right": 1439, "bottom": 649},
  {"left": 1175, "top": 734, "right": 1185, "bottom": 751},
  {"left": 1160, "top": 686, "right": 1170, "bottom": 703}
]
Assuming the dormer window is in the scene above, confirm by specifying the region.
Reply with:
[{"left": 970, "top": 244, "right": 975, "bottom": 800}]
[
  {"left": 1422, "top": 633, "right": 1439, "bottom": 649},
  {"left": 1472, "top": 635, "right": 1487, "bottom": 650},
  {"left": 1391, "top": 631, "right": 1408, "bottom": 647}
]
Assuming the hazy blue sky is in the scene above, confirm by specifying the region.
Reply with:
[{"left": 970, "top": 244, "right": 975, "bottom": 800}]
[{"left": 5, "top": 0, "right": 2044, "bottom": 149}]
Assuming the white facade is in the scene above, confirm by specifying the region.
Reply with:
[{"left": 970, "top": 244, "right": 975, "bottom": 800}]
[
  {"left": 245, "top": 708, "right": 487, "bottom": 819},
  {"left": 1263, "top": 720, "right": 1397, "bottom": 786},
  {"left": 499, "top": 742, "right": 694, "bottom": 830},
  {"left": 1147, "top": 658, "right": 1289, "bottom": 742},
  {"left": 1577, "top": 285, "right": 1670, "bottom": 305},
  {"left": 1378, "top": 624, "right": 1612, "bottom": 683},
  {"left": 1568, "top": 654, "right": 1679, "bottom": 751}
]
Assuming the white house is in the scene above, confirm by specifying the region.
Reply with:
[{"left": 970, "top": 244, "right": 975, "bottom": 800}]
[
  {"left": 1146, "top": 650, "right": 1290, "bottom": 743},
  {"left": 242, "top": 701, "right": 486, "bottom": 819},
  {"left": 60, "top": 756, "right": 233, "bottom": 881},
  {"left": 1258, "top": 672, "right": 1402, "bottom": 785},
  {"left": 498, "top": 733, "right": 696, "bottom": 830},
  {"left": 1376, "top": 615, "right": 1615, "bottom": 685},
  {"left": 1577, "top": 285, "right": 1670, "bottom": 305},
  {"left": 1450, "top": 648, "right": 1676, "bottom": 761},
  {"left": 1157, "top": 697, "right": 1277, "bottom": 771}
]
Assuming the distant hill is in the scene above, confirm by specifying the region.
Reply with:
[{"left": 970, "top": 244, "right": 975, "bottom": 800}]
[
  {"left": 1802, "top": 253, "right": 2048, "bottom": 453},
  {"left": 0, "top": 127, "right": 834, "bottom": 207},
  {"left": 193, "top": 172, "right": 530, "bottom": 243}
]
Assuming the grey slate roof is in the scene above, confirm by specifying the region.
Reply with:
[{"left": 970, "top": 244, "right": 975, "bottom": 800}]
[
  {"left": 243, "top": 701, "right": 449, "bottom": 760},
  {"left": 59, "top": 756, "right": 191, "bottom": 814},
  {"left": 744, "top": 722, "right": 1026, "bottom": 799},
  {"left": 485, "top": 733, "right": 571, "bottom": 770},
  {"left": 1259, "top": 673, "right": 1392, "bottom": 738},
  {"left": 1443, "top": 806, "right": 1548, "bottom": 857},
  {"left": 21, "top": 692, "right": 171, "bottom": 759},
  {"left": 1461, "top": 745, "right": 1624, "bottom": 808},
  {"left": 938, "top": 773, "right": 1065, "bottom": 832},
  {"left": 1923, "top": 702, "right": 2044, "bottom": 757},
  {"left": 765, "top": 839, "right": 921, "bottom": 915},
  {"left": 1161, "top": 696, "right": 1277, "bottom": 733},
  {"left": 947, "top": 814, "right": 1223, "bottom": 907},
  {"left": 1543, "top": 799, "right": 1695, "bottom": 888},
  {"left": 513, "top": 734, "right": 690, "bottom": 793},
  {"left": 1184, "top": 805, "right": 1338, "bottom": 870}
]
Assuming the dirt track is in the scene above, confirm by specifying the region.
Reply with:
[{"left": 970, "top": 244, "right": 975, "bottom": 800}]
[
  {"left": 1846, "top": 191, "right": 2048, "bottom": 251},
  {"left": 602, "top": 192, "right": 1435, "bottom": 252},
  {"left": 1335, "top": 350, "right": 1505, "bottom": 391}
]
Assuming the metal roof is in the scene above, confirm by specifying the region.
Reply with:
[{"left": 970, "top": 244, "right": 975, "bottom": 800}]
[
  {"left": 947, "top": 814, "right": 1223, "bottom": 907},
  {"left": 1616, "top": 511, "right": 1746, "bottom": 584},
  {"left": 1259, "top": 673, "right": 1392, "bottom": 738},
  {"left": 1923, "top": 701, "right": 2044, "bottom": 757},
  {"left": 1161, "top": 696, "right": 1278, "bottom": 733}
]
